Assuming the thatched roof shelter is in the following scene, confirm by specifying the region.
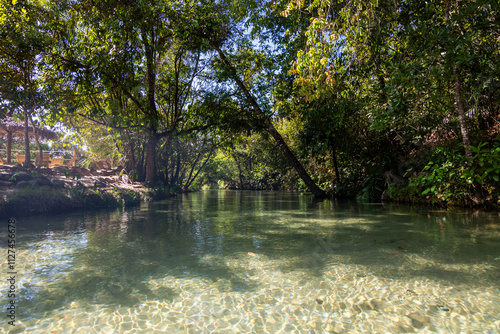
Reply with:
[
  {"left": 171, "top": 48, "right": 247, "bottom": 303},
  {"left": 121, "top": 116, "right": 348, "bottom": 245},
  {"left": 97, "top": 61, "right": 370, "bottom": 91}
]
[{"left": 0, "top": 117, "right": 58, "bottom": 164}]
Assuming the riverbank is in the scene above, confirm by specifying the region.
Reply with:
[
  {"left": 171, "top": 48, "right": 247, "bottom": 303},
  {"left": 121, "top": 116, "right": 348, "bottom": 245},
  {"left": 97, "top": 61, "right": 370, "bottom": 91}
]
[{"left": 0, "top": 165, "right": 174, "bottom": 217}]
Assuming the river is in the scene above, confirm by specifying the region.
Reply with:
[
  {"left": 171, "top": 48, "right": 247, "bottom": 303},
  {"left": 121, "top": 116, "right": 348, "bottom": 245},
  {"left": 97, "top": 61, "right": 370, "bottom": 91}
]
[{"left": 1, "top": 190, "right": 499, "bottom": 333}]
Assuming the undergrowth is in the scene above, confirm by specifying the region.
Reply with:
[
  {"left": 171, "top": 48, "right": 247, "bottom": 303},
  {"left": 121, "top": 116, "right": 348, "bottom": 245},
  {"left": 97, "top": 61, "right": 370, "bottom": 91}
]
[
  {"left": 388, "top": 142, "right": 500, "bottom": 207},
  {"left": 0, "top": 187, "right": 143, "bottom": 217}
]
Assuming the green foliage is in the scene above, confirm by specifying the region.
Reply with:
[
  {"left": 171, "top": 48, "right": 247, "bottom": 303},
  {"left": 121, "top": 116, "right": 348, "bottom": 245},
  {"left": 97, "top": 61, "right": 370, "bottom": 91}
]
[
  {"left": 122, "top": 191, "right": 142, "bottom": 206},
  {"left": 330, "top": 177, "right": 362, "bottom": 199},
  {"left": 404, "top": 143, "right": 500, "bottom": 206},
  {"left": 0, "top": 188, "right": 71, "bottom": 216},
  {"left": 0, "top": 186, "right": 142, "bottom": 217},
  {"left": 2, "top": 0, "right": 497, "bottom": 206},
  {"left": 146, "top": 183, "right": 179, "bottom": 200},
  {"left": 203, "top": 129, "right": 297, "bottom": 191},
  {"left": 107, "top": 188, "right": 142, "bottom": 206},
  {"left": 356, "top": 175, "right": 385, "bottom": 202},
  {"left": 464, "top": 144, "right": 500, "bottom": 187},
  {"left": 386, "top": 182, "right": 422, "bottom": 204},
  {"left": 278, "top": 0, "right": 500, "bottom": 204},
  {"left": 67, "top": 188, "right": 116, "bottom": 209}
]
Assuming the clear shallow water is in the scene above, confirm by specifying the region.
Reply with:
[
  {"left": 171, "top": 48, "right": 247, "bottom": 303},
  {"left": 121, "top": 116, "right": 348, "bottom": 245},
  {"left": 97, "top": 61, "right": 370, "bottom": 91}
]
[{"left": 1, "top": 190, "right": 500, "bottom": 333}]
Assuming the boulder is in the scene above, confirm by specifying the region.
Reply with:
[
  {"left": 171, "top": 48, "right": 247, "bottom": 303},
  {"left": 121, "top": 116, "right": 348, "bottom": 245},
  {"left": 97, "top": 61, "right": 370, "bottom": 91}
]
[
  {"left": 52, "top": 165, "right": 68, "bottom": 172},
  {"left": 0, "top": 180, "right": 14, "bottom": 187},
  {"left": 71, "top": 166, "right": 92, "bottom": 176},
  {"left": 51, "top": 179, "right": 66, "bottom": 189},
  {"left": 16, "top": 181, "right": 31, "bottom": 189},
  {"left": 15, "top": 179, "right": 53, "bottom": 188},
  {"left": 27, "top": 180, "right": 39, "bottom": 188},
  {"left": 0, "top": 174, "right": 13, "bottom": 181},
  {"left": 35, "top": 167, "right": 54, "bottom": 175},
  {"left": 94, "top": 179, "right": 108, "bottom": 188},
  {"left": 35, "top": 177, "right": 53, "bottom": 187},
  {"left": 101, "top": 177, "right": 117, "bottom": 184},
  {"left": 13, "top": 172, "right": 33, "bottom": 182}
]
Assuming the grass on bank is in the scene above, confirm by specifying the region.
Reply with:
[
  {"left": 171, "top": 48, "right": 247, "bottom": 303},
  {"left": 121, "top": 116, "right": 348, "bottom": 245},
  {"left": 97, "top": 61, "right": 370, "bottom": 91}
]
[{"left": 0, "top": 187, "right": 143, "bottom": 217}]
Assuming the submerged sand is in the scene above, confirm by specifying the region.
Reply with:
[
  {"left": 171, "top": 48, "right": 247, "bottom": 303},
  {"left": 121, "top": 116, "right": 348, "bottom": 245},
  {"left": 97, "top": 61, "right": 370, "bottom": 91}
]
[{"left": 3, "top": 240, "right": 499, "bottom": 334}]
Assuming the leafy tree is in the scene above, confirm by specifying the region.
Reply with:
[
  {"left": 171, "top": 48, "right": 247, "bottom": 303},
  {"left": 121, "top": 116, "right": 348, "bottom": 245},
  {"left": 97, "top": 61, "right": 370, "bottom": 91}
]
[
  {"left": 281, "top": 0, "right": 499, "bottom": 197},
  {"left": 171, "top": 0, "right": 327, "bottom": 197},
  {"left": 47, "top": 0, "right": 206, "bottom": 184},
  {"left": 0, "top": 0, "right": 52, "bottom": 166}
]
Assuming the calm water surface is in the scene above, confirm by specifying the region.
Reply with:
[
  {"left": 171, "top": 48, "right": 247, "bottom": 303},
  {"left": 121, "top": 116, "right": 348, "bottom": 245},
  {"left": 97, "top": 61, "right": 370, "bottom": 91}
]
[{"left": 1, "top": 190, "right": 500, "bottom": 333}]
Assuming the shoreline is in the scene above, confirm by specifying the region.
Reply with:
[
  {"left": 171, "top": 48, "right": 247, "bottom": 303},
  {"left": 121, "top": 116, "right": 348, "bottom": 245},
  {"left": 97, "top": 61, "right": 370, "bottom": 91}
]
[
  {"left": 1, "top": 164, "right": 497, "bottom": 217},
  {"left": 0, "top": 165, "right": 171, "bottom": 218}
]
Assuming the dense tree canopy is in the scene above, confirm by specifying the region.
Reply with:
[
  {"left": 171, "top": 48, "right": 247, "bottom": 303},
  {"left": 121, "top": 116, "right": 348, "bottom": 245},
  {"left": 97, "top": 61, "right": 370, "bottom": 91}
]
[{"left": 1, "top": 0, "right": 499, "bottom": 205}]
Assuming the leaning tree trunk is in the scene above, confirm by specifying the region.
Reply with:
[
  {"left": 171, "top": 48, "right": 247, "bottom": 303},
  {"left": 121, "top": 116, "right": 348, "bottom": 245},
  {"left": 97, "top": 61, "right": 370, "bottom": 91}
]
[
  {"left": 215, "top": 46, "right": 326, "bottom": 197},
  {"left": 184, "top": 148, "right": 214, "bottom": 191}
]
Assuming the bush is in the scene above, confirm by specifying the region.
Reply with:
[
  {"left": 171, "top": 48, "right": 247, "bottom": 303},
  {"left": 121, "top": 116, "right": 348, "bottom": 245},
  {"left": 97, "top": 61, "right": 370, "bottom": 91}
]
[
  {"left": 0, "top": 188, "right": 71, "bottom": 216},
  {"left": 147, "top": 185, "right": 177, "bottom": 200},
  {"left": 329, "top": 175, "right": 362, "bottom": 199},
  {"left": 395, "top": 142, "right": 500, "bottom": 207},
  {"left": 111, "top": 189, "right": 142, "bottom": 206},
  {"left": 356, "top": 175, "right": 385, "bottom": 202},
  {"left": 0, "top": 187, "right": 143, "bottom": 217}
]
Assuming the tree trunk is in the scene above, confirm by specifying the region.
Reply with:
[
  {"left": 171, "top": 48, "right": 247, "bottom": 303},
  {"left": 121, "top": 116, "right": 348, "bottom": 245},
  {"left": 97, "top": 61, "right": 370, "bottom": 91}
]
[
  {"left": 232, "top": 152, "right": 245, "bottom": 190},
  {"left": 135, "top": 141, "right": 146, "bottom": 182},
  {"left": 144, "top": 130, "right": 158, "bottom": 185},
  {"left": 215, "top": 46, "right": 326, "bottom": 197},
  {"left": 125, "top": 130, "right": 136, "bottom": 174},
  {"left": 29, "top": 114, "right": 43, "bottom": 168},
  {"left": 6, "top": 132, "right": 12, "bottom": 164},
  {"left": 454, "top": 67, "right": 472, "bottom": 158},
  {"left": 174, "top": 153, "right": 181, "bottom": 185},
  {"left": 163, "top": 152, "right": 170, "bottom": 185},
  {"left": 142, "top": 27, "right": 159, "bottom": 185},
  {"left": 184, "top": 150, "right": 203, "bottom": 190},
  {"left": 184, "top": 149, "right": 214, "bottom": 190},
  {"left": 23, "top": 109, "right": 31, "bottom": 167},
  {"left": 330, "top": 143, "right": 340, "bottom": 183},
  {"left": 444, "top": 0, "right": 472, "bottom": 158}
]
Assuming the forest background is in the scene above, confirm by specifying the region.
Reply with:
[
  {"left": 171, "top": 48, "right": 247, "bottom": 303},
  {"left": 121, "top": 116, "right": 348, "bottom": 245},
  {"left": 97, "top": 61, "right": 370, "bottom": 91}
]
[{"left": 1, "top": 0, "right": 499, "bottom": 208}]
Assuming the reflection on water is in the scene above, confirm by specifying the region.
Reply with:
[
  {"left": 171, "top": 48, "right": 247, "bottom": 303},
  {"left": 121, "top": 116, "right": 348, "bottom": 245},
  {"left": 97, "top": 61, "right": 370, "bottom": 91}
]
[{"left": 1, "top": 190, "right": 500, "bottom": 333}]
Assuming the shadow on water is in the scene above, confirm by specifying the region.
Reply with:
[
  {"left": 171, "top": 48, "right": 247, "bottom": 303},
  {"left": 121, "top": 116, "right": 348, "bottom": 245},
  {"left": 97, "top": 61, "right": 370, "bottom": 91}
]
[{"left": 6, "top": 190, "right": 500, "bottom": 320}]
